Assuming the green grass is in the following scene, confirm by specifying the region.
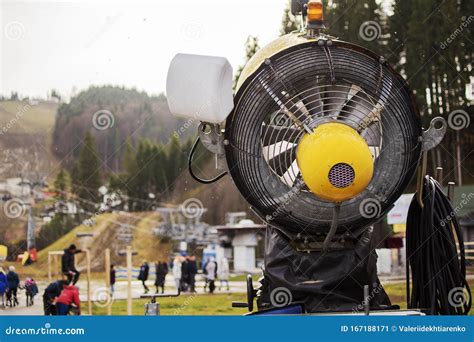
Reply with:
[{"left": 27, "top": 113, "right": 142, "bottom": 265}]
[
  {"left": 228, "top": 274, "right": 260, "bottom": 282},
  {"left": 92, "top": 281, "right": 474, "bottom": 316},
  {"left": 93, "top": 293, "right": 249, "bottom": 316}
]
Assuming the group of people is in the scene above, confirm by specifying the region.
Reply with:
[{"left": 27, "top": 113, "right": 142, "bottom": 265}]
[
  {"left": 137, "top": 256, "right": 231, "bottom": 294},
  {"left": 203, "top": 257, "right": 230, "bottom": 293},
  {"left": 137, "top": 256, "right": 198, "bottom": 294},
  {"left": 173, "top": 256, "right": 230, "bottom": 294},
  {"left": 171, "top": 255, "right": 198, "bottom": 293},
  {"left": 42, "top": 244, "right": 83, "bottom": 315},
  {"left": 43, "top": 280, "right": 81, "bottom": 315},
  {"left": 2, "top": 244, "right": 234, "bottom": 315},
  {"left": 137, "top": 260, "right": 169, "bottom": 294},
  {"left": 0, "top": 265, "right": 38, "bottom": 308}
]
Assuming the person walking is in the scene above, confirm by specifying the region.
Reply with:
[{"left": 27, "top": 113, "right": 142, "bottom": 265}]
[
  {"left": 218, "top": 257, "right": 230, "bottom": 291},
  {"left": 137, "top": 261, "right": 150, "bottom": 293},
  {"left": 55, "top": 284, "right": 81, "bottom": 315},
  {"left": 110, "top": 264, "right": 116, "bottom": 295},
  {"left": 43, "top": 280, "right": 67, "bottom": 315},
  {"left": 6, "top": 266, "right": 19, "bottom": 306},
  {"left": 172, "top": 256, "right": 182, "bottom": 291},
  {"left": 188, "top": 256, "right": 198, "bottom": 293},
  {"left": 0, "top": 267, "right": 7, "bottom": 308},
  {"left": 61, "top": 244, "right": 82, "bottom": 285},
  {"left": 205, "top": 257, "right": 217, "bottom": 294},
  {"left": 181, "top": 257, "right": 190, "bottom": 292},
  {"left": 24, "top": 277, "right": 39, "bottom": 306},
  {"left": 202, "top": 258, "right": 209, "bottom": 292},
  {"left": 154, "top": 260, "right": 168, "bottom": 294}
]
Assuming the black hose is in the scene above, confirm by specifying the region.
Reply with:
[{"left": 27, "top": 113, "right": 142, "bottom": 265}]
[
  {"left": 406, "top": 176, "right": 471, "bottom": 315},
  {"left": 323, "top": 203, "right": 340, "bottom": 251},
  {"left": 188, "top": 136, "right": 228, "bottom": 184}
]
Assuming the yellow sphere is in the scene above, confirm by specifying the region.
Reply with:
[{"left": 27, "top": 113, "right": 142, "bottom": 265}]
[{"left": 296, "top": 122, "right": 374, "bottom": 202}]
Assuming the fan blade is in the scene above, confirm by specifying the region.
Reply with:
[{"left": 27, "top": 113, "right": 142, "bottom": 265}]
[
  {"left": 268, "top": 146, "right": 297, "bottom": 177},
  {"left": 259, "top": 79, "right": 311, "bottom": 132},
  {"left": 357, "top": 103, "right": 383, "bottom": 131},
  {"left": 292, "top": 172, "right": 309, "bottom": 191},
  {"left": 281, "top": 159, "right": 300, "bottom": 187},
  {"left": 262, "top": 141, "right": 295, "bottom": 163},
  {"left": 301, "top": 86, "right": 324, "bottom": 116},
  {"left": 323, "top": 85, "right": 352, "bottom": 117},
  {"left": 337, "top": 88, "right": 385, "bottom": 143},
  {"left": 293, "top": 99, "right": 310, "bottom": 122},
  {"left": 360, "top": 121, "right": 382, "bottom": 147},
  {"left": 338, "top": 90, "right": 373, "bottom": 122},
  {"left": 332, "top": 84, "right": 363, "bottom": 119},
  {"left": 261, "top": 125, "right": 302, "bottom": 146}
]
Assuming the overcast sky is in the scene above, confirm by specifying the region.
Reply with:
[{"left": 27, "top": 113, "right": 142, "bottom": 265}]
[{"left": 1, "top": 0, "right": 391, "bottom": 99}]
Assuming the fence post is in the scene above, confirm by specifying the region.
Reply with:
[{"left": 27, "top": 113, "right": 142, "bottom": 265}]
[
  {"left": 47, "top": 253, "right": 51, "bottom": 283},
  {"left": 105, "top": 248, "right": 111, "bottom": 315},
  {"left": 85, "top": 250, "right": 92, "bottom": 315},
  {"left": 126, "top": 246, "right": 132, "bottom": 315}
]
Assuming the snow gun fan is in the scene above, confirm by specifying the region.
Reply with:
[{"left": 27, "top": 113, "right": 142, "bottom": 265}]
[{"left": 166, "top": 0, "right": 448, "bottom": 313}]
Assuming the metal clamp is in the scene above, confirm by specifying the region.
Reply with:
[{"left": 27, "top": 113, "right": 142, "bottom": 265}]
[
  {"left": 416, "top": 117, "right": 447, "bottom": 207},
  {"left": 198, "top": 122, "right": 227, "bottom": 170}
]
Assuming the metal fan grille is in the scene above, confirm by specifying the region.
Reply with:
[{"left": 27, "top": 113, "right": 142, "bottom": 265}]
[
  {"left": 260, "top": 81, "right": 382, "bottom": 188},
  {"left": 225, "top": 40, "right": 422, "bottom": 236}
]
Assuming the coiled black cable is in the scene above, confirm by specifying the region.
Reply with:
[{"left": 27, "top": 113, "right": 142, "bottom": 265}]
[{"left": 406, "top": 176, "right": 471, "bottom": 315}]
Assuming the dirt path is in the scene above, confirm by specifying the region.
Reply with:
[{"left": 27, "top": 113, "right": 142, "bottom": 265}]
[{"left": 0, "top": 276, "right": 247, "bottom": 316}]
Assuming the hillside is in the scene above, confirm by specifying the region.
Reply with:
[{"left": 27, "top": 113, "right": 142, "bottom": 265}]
[
  {"left": 52, "top": 86, "right": 196, "bottom": 172},
  {"left": 0, "top": 100, "right": 58, "bottom": 180},
  {"left": 36, "top": 212, "right": 171, "bottom": 275},
  {"left": 0, "top": 100, "right": 59, "bottom": 244}
]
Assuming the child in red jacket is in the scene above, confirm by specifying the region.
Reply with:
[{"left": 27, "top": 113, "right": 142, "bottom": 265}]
[{"left": 55, "top": 284, "right": 80, "bottom": 315}]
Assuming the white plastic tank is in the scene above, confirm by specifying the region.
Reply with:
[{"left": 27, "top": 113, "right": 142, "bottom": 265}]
[{"left": 166, "top": 53, "right": 234, "bottom": 124}]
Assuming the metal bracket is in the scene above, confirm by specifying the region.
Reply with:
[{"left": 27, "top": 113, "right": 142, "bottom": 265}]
[
  {"left": 416, "top": 117, "right": 447, "bottom": 207},
  {"left": 422, "top": 117, "right": 447, "bottom": 152},
  {"left": 198, "top": 122, "right": 227, "bottom": 170}
]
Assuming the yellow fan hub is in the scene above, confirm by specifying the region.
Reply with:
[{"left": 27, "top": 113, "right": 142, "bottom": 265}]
[{"left": 296, "top": 122, "right": 374, "bottom": 202}]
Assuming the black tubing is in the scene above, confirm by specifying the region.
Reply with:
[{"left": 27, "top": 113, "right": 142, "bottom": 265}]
[
  {"left": 188, "top": 136, "right": 228, "bottom": 184},
  {"left": 406, "top": 176, "right": 471, "bottom": 315}
]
